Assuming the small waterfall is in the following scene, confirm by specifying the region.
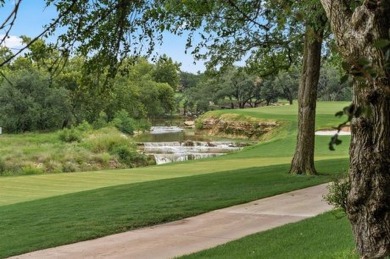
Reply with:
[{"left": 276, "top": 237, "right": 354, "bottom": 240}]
[
  {"left": 142, "top": 141, "right": 242, "bottom": 165},
  {"left": 138, "top": 126, "right": 245, "bottom": 165},
  {"left": 150, "top": 126, "right": 184, "bottom": 134}
]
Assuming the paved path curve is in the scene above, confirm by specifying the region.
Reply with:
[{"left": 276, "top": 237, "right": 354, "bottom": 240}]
[{"left": 11, "top": 184, "right": 332, "bottom": 259}]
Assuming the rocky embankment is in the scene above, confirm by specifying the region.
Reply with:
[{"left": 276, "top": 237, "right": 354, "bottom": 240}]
[{"left": 195, "top": 114, "right": 278, "bottom": 139}]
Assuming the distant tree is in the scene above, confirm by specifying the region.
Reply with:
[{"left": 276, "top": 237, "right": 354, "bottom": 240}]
[
  {"left": 54, "top": 56, "right": 89, "bottom": 124},
  {"left": 156, "top": 83, "right": 176, "bottom": 113},
  {"left": 182, "top": 78, "right": 215, "bottom": 114},
  {"left": 179, "top": 71, "right": 202, "bottom": 91},
  {"left": 105, "top": 75, "right": 146, "bottom": 120},
  {"left": 260, "top": 79, "right": 279, "bottom": 106},
  {"left": 181, "top": 67, "right": 270, "bottom": 112},
  {"left": 152, "top": 54, "right": 181, "bottom": 90},
  {"left": 107, "top": 57, "right": 176, "bottom": 120},
  {"left": 273, "top": 67, "right": 300, "bottom": 105},
  {"left": 0, "top": 69, "right": 72, "bottom": 132},
  {"left": 19, "top": 37, "right": 67, "bottom": 78},
  {"left": 139, "top": 80, "right": 175, "bottom": 119},
  {"left": 0, "top": 47, "right": 13, "bottom": 69},
  {"left": 318, "top": 65, "right": 351, "bottom": 101},
  {"left": 0, "top": 46, "right": 13, "bottom": 85},
  {"left": 210, "top": 67, "right": 262, "bottom": 109},
  {"left": 0, "top": 45, "right": 11, "bottom": 57},
  {"left": 126, "top": 57, "right": 155, "bottom": 81}
]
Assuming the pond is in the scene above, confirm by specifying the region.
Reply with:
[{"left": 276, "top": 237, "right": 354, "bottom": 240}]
[
  {"left": 136, "top": 126, "right": 247, "bottom": 165},
  {"left": 136, "top": 126, "right": 187, "bottom": 142}
]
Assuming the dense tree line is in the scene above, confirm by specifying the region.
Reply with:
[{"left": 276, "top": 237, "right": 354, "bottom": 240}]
[
  {"left": 0, "top": 40, "right": 349, "bottom": 133},
  {"left": 180, "top": 63, "right": 351, "bottom": 115},
  {"left": 0, "top": 41, "right": 178, "bottom": 133}
]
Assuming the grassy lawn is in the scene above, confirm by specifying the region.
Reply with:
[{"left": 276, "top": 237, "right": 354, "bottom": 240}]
[
  {"left": 0, "top": 160, "right": 348, "bottom": 258},
  {"left": 0, "top": 101, "right": 352, "bottom": 258},
  {"left": 181, "top": 211, "right": 357, "bottom": 259},
  {"left": 0, "top": 152, "right": 349, "bottom": 206}
]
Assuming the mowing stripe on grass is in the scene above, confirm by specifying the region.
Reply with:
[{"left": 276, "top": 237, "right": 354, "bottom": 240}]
[
  {"left": 0, "top": 154, "right": 349, "bottom": 206},
  {"left": 0, "top": 159, "right": 348, "bottom": 258},
  {"left": 0, "top": 156, "right": 350, "bottom": 206},
  {"left": 0, "top": 157, "right": 295, "bottom": 206}
]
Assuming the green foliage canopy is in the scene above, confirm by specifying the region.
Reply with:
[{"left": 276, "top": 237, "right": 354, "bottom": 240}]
[{"left": 0, "top": 69, "right": 72, "bottom": 132}]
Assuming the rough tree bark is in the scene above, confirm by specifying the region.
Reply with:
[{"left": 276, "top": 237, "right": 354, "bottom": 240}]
[
  {"left": 289, "top": 15, "right": 326, "bottom": 175},
  {"left": 320, "top": 0, "right": 390, "bottom": 258}
]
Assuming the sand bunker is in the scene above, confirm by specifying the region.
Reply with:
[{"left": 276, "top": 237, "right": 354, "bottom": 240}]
[{"left": 315, "top": 130, "right": 351, "bottom": 136}]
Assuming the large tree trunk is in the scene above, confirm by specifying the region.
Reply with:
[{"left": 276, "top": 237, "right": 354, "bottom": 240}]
[
  {"left": 321, "top": 1, "right": 390, "bottom": 257},
  {"left": 289, "top": 20, "right": 325, "bottom": 175},
  {"left": 349, "top": 78, "right": 390, "bottom": 259}
]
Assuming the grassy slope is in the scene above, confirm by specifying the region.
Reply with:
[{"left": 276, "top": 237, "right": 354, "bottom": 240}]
[
  {"left": 0, "top": 126, "right": 154, "bottom": 176},
  {"left": 182, "top": 211, "right": 357, "bottom": 259},
  {"left": 0, "top": 102, "right": 353, "bottom": 258}
]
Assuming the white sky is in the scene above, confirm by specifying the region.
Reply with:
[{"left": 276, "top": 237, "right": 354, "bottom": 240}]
[{"left": 0, "top": 35, "right": 24, "bottom": 49}]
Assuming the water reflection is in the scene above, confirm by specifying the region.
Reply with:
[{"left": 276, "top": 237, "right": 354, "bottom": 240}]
[{"left": 149, "top": 131, "right": 186, "bottom": 142}]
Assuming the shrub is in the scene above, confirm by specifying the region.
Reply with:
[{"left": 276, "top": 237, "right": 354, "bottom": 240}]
[
  {"left": 135, "top": 119, "right": 151, "bottom": 132},
  {"left": 195, "top": 119, "right": 204, "bottom": 130},
  {"left": 324, "top": 176, "right": 351, "bottom": 213},
  {"left": 111, "top": 144, "right": 149, "bottom": 168},
  {"left": 58, "top": 128, "right": 82, "bottom": 143},
  {"left": 93, "top": 112, "right": 108, "bottom": 129},
  {"left": 76, "top": 120, "right": 93, "bottom": 132},
  {"left": 0, "top": 158, "right": 5, "bottom": 173},
  {"left": 62, "top": 162, "right": 79, "bottom": 172},
  {"left": 43, "top": 160, "right": 62, "bottom": 174},
  {"left": 83, "top": 128, "right": 128, "bottom": 153},
  {"left": 21, "top": 166, "right": 43, "bottom": 175},
  {"left": 91, "top": 152, "right": 111, "bottom": 166},
  {"left": 1, "top": 162, "right": 22, "bottom": 176},
  {"left": 58, "top": 121, "right": 92, "bottom": 143},
  {"left": 112, "top": 110, "right": 136, "bottom": 135},
  {"left": 112, "top": 145, "right": 133, "bottom": 165}
]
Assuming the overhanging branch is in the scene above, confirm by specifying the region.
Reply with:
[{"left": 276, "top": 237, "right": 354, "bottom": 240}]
[
  {"left": 0, "top": 0, "right": 22, "bottom": 47},
  {"left": 0, "top": 0, "right": 78, "bottom": 67}
]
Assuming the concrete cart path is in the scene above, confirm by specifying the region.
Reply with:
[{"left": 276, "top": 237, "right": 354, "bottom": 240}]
[{"left": 11, "top": 183, "right": 332, "bottom": 259}]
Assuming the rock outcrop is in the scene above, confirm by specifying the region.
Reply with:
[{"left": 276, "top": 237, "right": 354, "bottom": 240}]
[{"left": 196, "top": 116, "right": 278, "bottom": 139}]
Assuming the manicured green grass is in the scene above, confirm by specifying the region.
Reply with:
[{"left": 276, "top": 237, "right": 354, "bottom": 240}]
[
  {"left": 0, "top": 156, "right": 312, "bottom": 206},
  {"left": 181, "top": 211, "right": 357, "bottom": 259},
  {"left": 0, "top": 146, "right": 349, "bottom": 206},
  {"left": 0, "top": 159, "right": 347, "bottom": 258},
  {"left": 0, "top": 101, "right": 352, "bottom": 258}
]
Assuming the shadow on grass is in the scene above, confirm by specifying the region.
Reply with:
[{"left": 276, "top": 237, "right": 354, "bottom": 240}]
[{"left": 0, "top": 158, "right": 348, "bottom": 258}]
